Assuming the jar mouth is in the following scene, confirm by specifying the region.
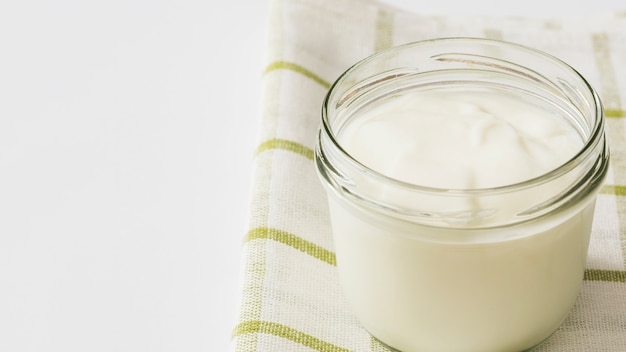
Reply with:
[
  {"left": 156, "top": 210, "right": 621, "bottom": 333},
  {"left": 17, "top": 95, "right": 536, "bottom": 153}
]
[
  {"left": 316, "top": 37, "right": 609, "bottom": 227},
  {"left": 319, "top": 37, "right": 607, "bottom": 196}
]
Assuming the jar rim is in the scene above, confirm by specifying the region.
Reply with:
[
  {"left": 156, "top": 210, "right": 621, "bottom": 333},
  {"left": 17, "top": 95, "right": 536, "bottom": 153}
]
[{"left": 319, "top": 37, "right": 607, "bottom": 196}]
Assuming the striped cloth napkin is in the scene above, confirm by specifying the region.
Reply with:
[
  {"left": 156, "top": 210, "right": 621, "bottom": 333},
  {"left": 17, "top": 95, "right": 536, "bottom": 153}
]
[{"left": 232, "top": 0, "right": 626, "bottom": 350}]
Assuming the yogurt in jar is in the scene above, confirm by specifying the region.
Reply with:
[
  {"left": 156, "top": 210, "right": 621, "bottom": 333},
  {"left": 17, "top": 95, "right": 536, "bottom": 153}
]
[
  {"left": 327, "top": 90, "right": 594, "bottom": 351},
  {"left": 340, "top": 91, "right": 582, "bottom": 190}
]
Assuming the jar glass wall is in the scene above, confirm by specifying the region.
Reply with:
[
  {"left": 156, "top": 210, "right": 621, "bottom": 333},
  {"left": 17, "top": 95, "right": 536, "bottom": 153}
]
[{"left": 315, "top": 38, "right": 609, "bottom": 352}]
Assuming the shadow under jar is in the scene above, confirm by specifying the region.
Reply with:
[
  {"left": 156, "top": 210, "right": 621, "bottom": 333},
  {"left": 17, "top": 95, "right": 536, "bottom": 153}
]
[{"left": 315, "top": 38, "right": 609, "bottom": 352}]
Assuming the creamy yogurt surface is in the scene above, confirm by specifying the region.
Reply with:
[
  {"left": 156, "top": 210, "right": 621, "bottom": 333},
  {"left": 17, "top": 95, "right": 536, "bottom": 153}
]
[{"left": 340, "top": 90, "right": 583, "bottom": 189}]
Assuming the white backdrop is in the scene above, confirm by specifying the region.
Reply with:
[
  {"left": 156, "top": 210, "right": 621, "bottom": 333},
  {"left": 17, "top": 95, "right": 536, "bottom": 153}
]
[{"left": 0, "top": 0, "right": 623, "bottom": 351}]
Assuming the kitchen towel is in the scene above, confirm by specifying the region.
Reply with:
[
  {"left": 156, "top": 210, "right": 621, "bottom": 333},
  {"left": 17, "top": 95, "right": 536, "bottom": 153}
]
[{"left": 232, "top": 0, "right": 626, "bottom": 350}]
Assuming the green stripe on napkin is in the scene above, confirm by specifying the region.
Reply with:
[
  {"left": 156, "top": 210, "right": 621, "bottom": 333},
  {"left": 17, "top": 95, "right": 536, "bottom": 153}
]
[
  {"left": 255, "top": 139, "right": 314, "bottom": 160},
  {"left": 245, "top": 227, "right": 336, "bottom": 266},
  {"left": 584, "top": 269, "right": 626, "bottom": 283},
  {"left": 601, "top": 185, "right": 626, "bottom": 196},
  {"left": 233, "top": 321, "right": 350, "bottom": 352},
  {"left": 264, "top": 61, "right": 331, "bottom": 89},
  {"left": 606, "top": 109, "right": 625, "bottom": 118}
]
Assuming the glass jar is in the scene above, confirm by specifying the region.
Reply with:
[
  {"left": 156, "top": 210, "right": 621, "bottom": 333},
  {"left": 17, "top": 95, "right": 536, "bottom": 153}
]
[{"left": 315, "top": 38, "right": 609, "bottom": 352}]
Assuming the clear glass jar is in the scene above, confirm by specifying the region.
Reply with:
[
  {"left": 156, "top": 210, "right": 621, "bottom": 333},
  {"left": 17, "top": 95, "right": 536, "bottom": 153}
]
[{"left": 315, "top": 38, "right": 609, "bottom": 352}]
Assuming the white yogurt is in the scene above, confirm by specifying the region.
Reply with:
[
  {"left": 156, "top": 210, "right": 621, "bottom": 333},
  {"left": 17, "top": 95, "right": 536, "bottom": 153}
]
[
  {"left": 340, "top": 91, "right": 582, "bottom": 190},
  {"left": 327, "top": 90, "right": 593, "bottom": 351}
]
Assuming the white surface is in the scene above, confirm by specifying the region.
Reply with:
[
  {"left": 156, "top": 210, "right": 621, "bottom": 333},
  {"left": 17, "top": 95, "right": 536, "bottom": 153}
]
[{"left": 0, "top": 1, "right": 623, "bottom": 352}]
